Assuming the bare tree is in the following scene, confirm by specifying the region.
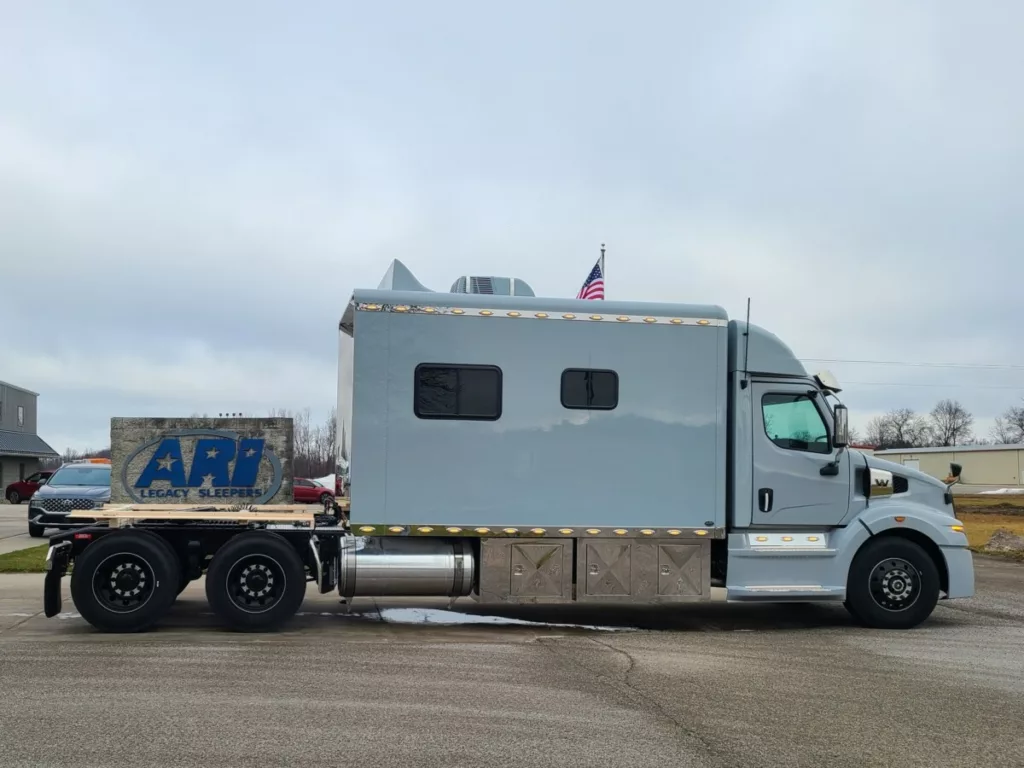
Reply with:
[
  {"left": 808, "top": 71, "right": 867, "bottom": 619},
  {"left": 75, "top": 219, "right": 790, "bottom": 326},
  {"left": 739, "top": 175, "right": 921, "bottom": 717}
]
[
  {"left": 930, "top": 399, "right": 973, "bottom": 447},
  {"left": 866, "top": 408, "right": 931, "bottom": 449},
  {"left": 865, "top": 415, "right": 890, "bottom": 446},
  {"left": 992, "top": 402, "right": 1024, "bottom": 444},
  {"left": 266, "top": 408, "right": 337, "bottom": 478}
]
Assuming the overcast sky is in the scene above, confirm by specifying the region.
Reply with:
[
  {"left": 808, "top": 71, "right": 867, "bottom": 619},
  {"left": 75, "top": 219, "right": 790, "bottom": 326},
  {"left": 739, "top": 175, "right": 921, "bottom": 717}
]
[{"left": 2, "top": 1, "right": 1022, "bottom": 451}]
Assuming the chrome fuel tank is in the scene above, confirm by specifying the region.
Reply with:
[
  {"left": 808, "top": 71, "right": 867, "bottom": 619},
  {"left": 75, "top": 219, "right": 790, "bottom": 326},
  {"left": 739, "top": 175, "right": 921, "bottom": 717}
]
[{"left": 339, "top": 538, "right": 475, "bottom": 599}]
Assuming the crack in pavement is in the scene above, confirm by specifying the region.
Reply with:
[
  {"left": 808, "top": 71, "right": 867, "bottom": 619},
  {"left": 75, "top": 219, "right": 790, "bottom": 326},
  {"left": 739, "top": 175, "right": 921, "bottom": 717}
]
[
  {"left": 537, "top": 635, "right": 728, "bottom": 767},
  {"left": 0, "top": 609, "right": 43, "bottom": 636}
]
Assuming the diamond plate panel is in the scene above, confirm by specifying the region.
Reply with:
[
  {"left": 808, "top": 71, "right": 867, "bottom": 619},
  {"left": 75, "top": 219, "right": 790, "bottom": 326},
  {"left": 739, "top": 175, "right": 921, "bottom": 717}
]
[
  {"left": 584, "top": 542, "right": 631, "bottom": 596},
  {"left": 510, "top": 543, "right": 565, "bottom": 597},
  {"left": 657, "top": 543, "right": 703, "bottom": 597},
  {"left": 477, "top": 538, "right": 574, "bottom": 604}
]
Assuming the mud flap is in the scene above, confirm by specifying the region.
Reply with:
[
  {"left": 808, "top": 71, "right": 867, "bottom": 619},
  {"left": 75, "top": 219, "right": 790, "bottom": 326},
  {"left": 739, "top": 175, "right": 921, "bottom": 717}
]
[{"left": 44, "top": 542, "right": 71, "bottom": 618}]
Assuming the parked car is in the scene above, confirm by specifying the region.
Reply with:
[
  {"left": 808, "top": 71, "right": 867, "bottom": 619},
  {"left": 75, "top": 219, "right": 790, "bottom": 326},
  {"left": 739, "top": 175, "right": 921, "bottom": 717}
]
[
  {"left": 27, "top": 459, "right": 111, "bottom": 538},
  {"left": 5, "top": 470, "right": 54, "bottom": 504},
  {"left": 293, "top": 477, "right": 334, "bottom": 506}
]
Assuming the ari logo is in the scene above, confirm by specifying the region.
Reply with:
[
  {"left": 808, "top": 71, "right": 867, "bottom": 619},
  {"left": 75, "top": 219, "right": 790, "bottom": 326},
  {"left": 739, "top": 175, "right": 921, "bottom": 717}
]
[{"left": 122, "top": 429, "right": 284, "bottom": 504}]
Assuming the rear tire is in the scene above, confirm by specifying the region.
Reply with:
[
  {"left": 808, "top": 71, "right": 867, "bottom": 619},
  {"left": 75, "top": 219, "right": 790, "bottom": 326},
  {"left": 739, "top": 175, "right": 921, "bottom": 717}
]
[
  {"left": 845, "top": 537, "right": 940, "bottom": 630},
  {"left": 205, "top": 532, "right": 307, "bottom": 632},
  {"left": 130, "top": 530, "right": 189, "bottom": 601},
  {"left": 28, "top": 521, "right": 45, "bottom": 538},
  {"left": 8, "top": 490, "right": 21, "bottom": 504},
  {"left": 70, "top": 531, "right": 180, "bottom": 632}
]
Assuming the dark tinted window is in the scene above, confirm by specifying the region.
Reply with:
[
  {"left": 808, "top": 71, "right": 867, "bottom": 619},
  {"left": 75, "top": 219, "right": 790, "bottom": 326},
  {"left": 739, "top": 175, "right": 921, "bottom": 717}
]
[
  {"left": 561, "top": 369, "right": 618, "bottom": 410},
  {"left": 415, "top": 364, "right": 502, "bottom": 420}
]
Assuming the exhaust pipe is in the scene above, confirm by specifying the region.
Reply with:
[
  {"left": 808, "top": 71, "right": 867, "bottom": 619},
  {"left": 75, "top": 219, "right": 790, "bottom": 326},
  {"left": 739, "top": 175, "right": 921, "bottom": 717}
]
[{"left": 339, "top": 537, "right": 475, "bottom": 599}]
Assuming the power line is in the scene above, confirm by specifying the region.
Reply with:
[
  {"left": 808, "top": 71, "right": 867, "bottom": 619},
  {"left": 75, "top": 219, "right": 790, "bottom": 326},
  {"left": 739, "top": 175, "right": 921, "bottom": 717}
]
[
  {"left": 802, "top": 358, "right": 1024, "bottom": 371},
  {"left": 845, "top": 381, "right": 1024, "bottom": 390}
]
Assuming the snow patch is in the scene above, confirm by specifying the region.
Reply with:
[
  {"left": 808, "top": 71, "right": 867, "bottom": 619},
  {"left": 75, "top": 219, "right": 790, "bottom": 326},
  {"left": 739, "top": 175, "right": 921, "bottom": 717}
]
[
  {"left": 978, "top": 488, "right": 1024, "bottom": 495},
  {"left": 370, "top": 607, "right": 630, "bottom": 632}
]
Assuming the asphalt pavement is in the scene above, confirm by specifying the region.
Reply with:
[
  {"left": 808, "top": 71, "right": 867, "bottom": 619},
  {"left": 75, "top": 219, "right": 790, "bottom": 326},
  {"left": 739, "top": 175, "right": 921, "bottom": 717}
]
[
  {"left": 0, "top": 556, "right": 1022, "bottom": 768},
  {"left": 0, "top": 500, "right": 46, "bottom": 555}
]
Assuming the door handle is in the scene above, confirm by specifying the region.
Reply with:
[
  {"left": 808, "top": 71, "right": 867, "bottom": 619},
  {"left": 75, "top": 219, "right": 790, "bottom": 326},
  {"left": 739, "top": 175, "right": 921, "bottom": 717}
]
[{"left": 758, "top": 488, "right": 773, "bottom": 513}]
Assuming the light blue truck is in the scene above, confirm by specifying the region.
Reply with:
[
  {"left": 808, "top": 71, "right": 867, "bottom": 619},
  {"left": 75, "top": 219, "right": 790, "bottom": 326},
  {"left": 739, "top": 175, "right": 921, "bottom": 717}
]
[
  {"left": 333, "top": 260, "right": 974, "bottom": 630},
  {"left": 43, "top": 259, "right": 974, "bottom": 632}
]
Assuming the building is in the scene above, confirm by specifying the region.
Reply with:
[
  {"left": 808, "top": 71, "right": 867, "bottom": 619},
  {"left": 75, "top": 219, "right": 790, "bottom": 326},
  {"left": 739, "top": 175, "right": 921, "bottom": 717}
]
[
  {"left": 873, "top": 444, "right": 1024, "bottom": 488},
  {"left": 0, "top": 380, "right": 59, "bottom": 490}
]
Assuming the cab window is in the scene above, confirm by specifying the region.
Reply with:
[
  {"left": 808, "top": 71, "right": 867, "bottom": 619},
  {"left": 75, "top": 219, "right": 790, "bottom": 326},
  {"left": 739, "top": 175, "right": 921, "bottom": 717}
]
[{"left": 761, "top": 393, "right": 830, "bottom": 454}]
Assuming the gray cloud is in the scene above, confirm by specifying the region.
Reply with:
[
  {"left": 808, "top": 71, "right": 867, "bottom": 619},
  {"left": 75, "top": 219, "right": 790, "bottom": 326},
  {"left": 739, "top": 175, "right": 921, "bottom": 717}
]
[{"left": 2, "top": 0, "right": 1022, "bottom": 448}]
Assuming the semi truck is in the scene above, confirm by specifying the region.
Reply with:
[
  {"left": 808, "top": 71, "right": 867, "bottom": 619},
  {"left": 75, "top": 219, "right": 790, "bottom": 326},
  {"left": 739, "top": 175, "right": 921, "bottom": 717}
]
[{"left": 43, "top": 260, "right": 974, "bottom": 632}]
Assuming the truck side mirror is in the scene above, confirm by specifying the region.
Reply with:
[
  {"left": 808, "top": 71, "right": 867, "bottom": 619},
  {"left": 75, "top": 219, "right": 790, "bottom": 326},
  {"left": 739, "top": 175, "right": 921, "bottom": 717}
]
[{"left": 833, "top": 404, "right": 849, "bottom": 448}]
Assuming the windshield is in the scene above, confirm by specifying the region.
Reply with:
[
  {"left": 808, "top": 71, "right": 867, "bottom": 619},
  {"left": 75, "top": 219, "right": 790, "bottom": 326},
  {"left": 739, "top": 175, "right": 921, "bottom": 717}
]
[{"left": 48, "top": 466, "right": 111, "bottom": 487}]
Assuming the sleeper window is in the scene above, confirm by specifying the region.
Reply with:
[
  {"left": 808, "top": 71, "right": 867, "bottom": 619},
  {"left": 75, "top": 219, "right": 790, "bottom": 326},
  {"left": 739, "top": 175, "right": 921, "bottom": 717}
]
[
  {"left": 761, "top": 393, "right": 830, "bottom": 454},
  {"left": 415, "top": 364, "right": 502, "bottom": 420},
  {"left": 561, "top": 369, "right": 618, "bottom": 410}
]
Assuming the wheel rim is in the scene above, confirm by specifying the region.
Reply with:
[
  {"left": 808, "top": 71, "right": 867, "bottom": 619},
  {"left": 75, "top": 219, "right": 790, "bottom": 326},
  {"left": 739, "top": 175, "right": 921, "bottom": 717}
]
[
  {"left": 225, "top": 555, "right": 287, "bottom": 614},
  {"left": 91, "top": 553, "right": 156, "bottom": 614},
  {"left": 868, "top": 558, "right": 922, "bottom": 612}
]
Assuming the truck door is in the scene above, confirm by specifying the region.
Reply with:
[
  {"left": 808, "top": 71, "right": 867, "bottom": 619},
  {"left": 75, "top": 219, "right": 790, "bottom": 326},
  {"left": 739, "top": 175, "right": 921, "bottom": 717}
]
[{"left": 750, "top": 381, "right": 850, "bottom": 527}]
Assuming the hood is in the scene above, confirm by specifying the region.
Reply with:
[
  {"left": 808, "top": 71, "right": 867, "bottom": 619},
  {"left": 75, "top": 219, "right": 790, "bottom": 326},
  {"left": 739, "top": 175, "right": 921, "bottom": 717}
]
[
  {"left": 34, "top": 483, "right": 111, "bottom": 500},
  {"left": 864, "top": 454, "right": 947, "bottom": 491}
]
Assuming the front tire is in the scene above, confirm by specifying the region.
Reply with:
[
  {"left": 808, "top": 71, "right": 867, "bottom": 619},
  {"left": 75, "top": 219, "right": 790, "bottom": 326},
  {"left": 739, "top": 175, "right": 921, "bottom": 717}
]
[
  {"left": 70, "top": 531, "right": 181, "bottom": 632},
  {"left": 205, "top": 532, "right": 307, "bottom": 632},
  {"left": 845, "top": 537, "right": 940, "bottom": 630},
  {"left": 28, "top": 521, "right": 45, "bottom": 538},
  {"left": 8, "top": 490, "right": 21, "bottom": 504}
]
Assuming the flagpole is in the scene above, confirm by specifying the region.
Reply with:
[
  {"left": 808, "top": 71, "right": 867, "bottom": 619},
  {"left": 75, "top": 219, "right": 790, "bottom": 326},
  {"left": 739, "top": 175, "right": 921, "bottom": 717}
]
[{"left": 600, "top": 243, "right": 606, "bottom": 299}]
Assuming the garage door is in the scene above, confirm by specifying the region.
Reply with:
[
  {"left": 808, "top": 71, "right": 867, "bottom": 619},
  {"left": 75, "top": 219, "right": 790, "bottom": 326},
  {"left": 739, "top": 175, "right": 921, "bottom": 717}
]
[{"left": 903, "top": 459, "right": 920, "bottom": 471}]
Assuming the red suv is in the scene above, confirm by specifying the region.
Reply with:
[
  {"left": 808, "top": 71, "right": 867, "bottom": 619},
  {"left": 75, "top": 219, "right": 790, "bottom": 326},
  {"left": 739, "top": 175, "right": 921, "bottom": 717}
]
[
  {"left": 293, "top": 478, "right": 334, "bottom": 506},
  {"left": 6, "top": 470, "right": 54, "bottom": 504}
]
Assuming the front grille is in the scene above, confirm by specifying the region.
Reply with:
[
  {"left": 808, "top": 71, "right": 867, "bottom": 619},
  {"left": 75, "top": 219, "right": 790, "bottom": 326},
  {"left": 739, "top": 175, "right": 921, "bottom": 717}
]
[{"left": 40, "top": 498, "right": 96, "bottom": 513}]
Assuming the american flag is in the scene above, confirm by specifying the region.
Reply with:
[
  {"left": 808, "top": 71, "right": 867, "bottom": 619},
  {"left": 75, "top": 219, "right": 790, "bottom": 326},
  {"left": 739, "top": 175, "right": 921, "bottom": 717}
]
[{"left": 576, "top": 257, "right": 605, "bottom": 300}]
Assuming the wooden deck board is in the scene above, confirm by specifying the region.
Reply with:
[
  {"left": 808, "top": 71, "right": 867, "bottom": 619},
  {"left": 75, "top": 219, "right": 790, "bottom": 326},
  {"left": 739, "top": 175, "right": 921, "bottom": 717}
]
[{"left": 69, "top": 503, "right": 322, "bottom": 523}]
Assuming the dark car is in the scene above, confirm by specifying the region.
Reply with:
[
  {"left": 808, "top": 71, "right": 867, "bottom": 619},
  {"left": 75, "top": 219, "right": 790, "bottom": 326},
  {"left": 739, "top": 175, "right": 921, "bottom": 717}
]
[
  {"left": 5, "top": 470, "right": 54, "bottom": 504},
  {"left": 27, "top": 460, "right": 111, "bottom": 538},
  {"left": 293, "top": 478, "right": 334, "bottom": 506}
]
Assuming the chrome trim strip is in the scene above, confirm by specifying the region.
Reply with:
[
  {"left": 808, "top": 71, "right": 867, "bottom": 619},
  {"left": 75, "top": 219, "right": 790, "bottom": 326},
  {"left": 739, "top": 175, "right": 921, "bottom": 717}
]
[
  {"left": 349, "top": 524, "right": 725, "bottom": 539},
  {"left": 744, "top": 533, "right": 830, "bottom": 549},
  {"left": 355, "top": 302, "right": 725, "bottom": 326}
]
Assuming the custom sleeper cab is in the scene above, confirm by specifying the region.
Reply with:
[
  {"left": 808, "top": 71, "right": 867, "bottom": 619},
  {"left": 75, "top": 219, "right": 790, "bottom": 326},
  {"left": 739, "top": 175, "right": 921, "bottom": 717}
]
[
  {"left": 334, "top": 260, "right": 974, "bottom": 630},
  {"left": 42, "top": 260, "right": 974, "bottom": 633}
]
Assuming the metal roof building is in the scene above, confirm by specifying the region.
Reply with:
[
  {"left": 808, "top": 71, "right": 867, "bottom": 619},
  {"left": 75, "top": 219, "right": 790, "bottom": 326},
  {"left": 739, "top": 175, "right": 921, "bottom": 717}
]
[
  {"left": 1, "top": 380, "right": 59, "bottom": 497},
  {"left": 874, "top": 444, "right": 1024, "bottom": 488}
]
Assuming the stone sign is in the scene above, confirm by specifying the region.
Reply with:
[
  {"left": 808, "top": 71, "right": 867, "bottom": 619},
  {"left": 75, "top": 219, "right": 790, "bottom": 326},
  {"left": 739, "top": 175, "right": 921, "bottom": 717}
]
[{"left": 110, "top": 417, "right": 293, "bottom": 505}]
